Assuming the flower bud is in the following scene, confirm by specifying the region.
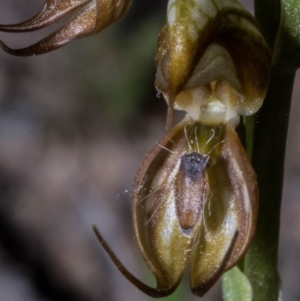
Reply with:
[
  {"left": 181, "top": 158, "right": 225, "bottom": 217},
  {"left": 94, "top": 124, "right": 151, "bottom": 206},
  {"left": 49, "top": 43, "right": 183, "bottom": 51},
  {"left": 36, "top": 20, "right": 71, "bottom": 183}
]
[{"left": 0, "top": 0, "right": 132, "bottom": 55}]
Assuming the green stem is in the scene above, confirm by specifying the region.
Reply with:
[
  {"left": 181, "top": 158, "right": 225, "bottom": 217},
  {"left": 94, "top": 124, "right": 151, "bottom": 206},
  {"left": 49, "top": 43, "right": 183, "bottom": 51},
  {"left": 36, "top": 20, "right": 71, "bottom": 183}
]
[
  {"left": 254, "top": 0, "right": 281, "bottom": 51},
  {"left": 242, "top": 2, "right": 297, "bottom": 300},
  {"left": 244, "top": 65, "right": 295, "bottom": 300},
  {"left": 225, "top": 1, "right": 298, "bottom": 300},
  {"left": 243, "top": 115, "right": 255, "bottom": 160}
]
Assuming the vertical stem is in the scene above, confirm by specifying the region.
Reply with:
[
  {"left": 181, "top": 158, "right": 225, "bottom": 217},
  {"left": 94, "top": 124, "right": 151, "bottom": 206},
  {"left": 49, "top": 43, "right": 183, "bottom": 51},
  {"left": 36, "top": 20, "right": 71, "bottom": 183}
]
[
  {"left": 254, "top": 0, "right": 281, "bottom": 51},
  {"left": 223, "top": 2, "right": 282, "bottom": 299},
  {"left": 243, "top": 116, "right": 255, "bottom": 160},
  {"left": 243, "top": 2, "right": 295, "bottom": 300},
  {"left": 244, "top": 65, "right": 295, "bottom": 300}
]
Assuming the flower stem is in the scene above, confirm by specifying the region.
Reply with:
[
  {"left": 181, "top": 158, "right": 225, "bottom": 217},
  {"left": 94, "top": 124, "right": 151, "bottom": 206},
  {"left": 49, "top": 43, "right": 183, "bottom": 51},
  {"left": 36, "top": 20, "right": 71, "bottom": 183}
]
[
  {"left": 254, "top": 0, "right": 281, "bottom": 50},
  {"left": 243, "top": 2, "right": 297, "bottom": 300},
  {"left": 244, "top": 64, "right": 295, "bottom": 301}
]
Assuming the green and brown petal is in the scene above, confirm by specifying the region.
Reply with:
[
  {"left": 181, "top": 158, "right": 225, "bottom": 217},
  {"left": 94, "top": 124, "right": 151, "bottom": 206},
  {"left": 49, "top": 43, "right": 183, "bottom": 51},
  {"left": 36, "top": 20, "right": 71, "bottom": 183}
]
[
  {"left": 94, "top": 116, "right": 258, "bottom": 297},
  {"left": 129, "top": 117, "right": 258, "bottom": 296}
]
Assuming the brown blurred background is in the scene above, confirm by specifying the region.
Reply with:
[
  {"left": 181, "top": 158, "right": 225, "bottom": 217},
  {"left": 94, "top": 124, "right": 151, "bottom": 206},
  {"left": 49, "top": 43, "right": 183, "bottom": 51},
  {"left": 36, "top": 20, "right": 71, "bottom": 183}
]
[{"left": 0, "top": 1, "right": 299, "bottom": 301}]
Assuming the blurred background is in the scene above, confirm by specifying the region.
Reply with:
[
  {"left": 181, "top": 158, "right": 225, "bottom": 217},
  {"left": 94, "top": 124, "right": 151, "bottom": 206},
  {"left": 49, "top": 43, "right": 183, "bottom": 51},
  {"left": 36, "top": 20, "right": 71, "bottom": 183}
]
[{"left": 0, "top": 1, "right": 299, "bottom": 300}]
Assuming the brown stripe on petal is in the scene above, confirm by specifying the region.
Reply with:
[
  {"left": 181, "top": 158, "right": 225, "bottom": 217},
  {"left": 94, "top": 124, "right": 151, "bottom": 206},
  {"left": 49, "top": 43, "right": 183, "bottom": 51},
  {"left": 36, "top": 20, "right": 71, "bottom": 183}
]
[{"left": 222, "top": 125, "right": 258, "bottom": 269}]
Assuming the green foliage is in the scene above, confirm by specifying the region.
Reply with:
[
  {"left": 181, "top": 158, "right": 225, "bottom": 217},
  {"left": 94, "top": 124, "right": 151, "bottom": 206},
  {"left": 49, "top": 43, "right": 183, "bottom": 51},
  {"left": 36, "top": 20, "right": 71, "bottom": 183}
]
[{"left": 222, "top": 267, "right": 252, "bottom": 301}]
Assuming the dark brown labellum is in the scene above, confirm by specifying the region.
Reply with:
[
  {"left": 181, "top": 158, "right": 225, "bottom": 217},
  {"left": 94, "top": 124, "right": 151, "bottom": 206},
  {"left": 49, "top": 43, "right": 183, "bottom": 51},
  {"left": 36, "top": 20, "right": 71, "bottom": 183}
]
[
  {"left": 175, "top": 152, "right": 210, "bottom": 232},
  {"left": 181, "top": 152, "right": 210, "bottom": 179}
]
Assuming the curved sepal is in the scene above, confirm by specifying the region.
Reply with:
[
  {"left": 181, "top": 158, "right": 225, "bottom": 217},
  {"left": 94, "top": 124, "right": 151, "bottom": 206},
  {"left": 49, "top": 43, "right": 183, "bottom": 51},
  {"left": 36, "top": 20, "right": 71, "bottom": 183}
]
[
  {"left": 0, "top": 0, "right": 132, "bottom": 56},
  {"left": 0, "top": 0, "right": 90, "bottom": 31}
]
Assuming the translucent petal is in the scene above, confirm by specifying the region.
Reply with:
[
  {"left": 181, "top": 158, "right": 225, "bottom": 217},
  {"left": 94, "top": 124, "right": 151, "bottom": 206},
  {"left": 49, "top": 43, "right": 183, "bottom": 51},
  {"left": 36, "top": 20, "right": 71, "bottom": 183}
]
[
  {"left": 132, "top": 118, "right": 197, "bottom": 293},
  {"left": 94, "top": 118, "right": 258, "bottom": 298},
  {"left": 190, "top": 125, "right": 258, "bottom": 296}
]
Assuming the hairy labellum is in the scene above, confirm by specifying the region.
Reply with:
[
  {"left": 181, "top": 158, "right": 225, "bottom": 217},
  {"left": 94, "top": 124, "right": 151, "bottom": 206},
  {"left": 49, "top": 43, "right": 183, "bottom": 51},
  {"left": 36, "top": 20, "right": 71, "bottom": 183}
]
[
  {"left": 175, "top": 152, "right": 209, "bottom": 231},
  {"left": 93, "top": 117, "right": 258, "bottom": 297}
]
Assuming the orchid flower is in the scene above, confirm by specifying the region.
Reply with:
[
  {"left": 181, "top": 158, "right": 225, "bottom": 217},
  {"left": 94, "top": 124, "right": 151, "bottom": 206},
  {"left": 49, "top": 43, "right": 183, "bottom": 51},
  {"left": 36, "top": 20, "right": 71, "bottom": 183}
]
[
  {"left": 94, "top": 0, "right": 271, "bottom": 297},
  {"left": 0, "top": 0, "right": 274, "bottom": 298}
]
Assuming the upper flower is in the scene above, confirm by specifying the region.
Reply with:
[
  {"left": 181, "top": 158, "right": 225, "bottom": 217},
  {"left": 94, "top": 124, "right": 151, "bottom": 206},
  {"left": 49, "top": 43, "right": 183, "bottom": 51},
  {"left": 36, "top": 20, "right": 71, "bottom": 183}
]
[
  {"left": 0, "top": 0, "right": 132, "bottom": 55},
  {"left": 155, "top": 0, "right": 271, "bottom": 128}
]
